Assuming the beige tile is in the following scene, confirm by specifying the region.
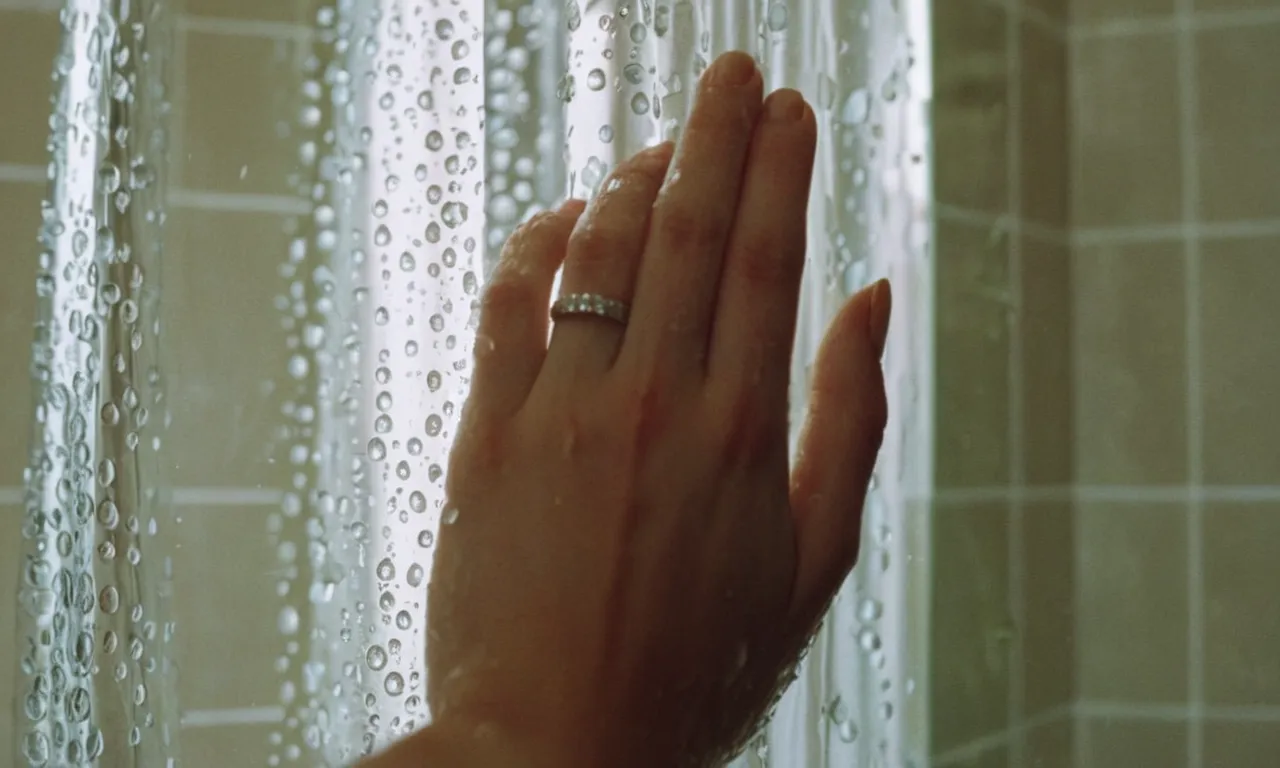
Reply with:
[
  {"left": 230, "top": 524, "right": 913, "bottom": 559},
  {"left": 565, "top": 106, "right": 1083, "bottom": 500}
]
[
  {"left": 935, "top": 219, "right": 1012, "bottom": 489},
  {"left": 163, "top": 207, "right": 293, "bottom": 488},
  {"left": 1203, "top": 503, "right": 1280, "bottom": 706},
  {"left": 1071, "top": 33, "right": 1183, "bottom": 227},
  {"left": 1200, "top": 237, "right": 1280, "bottom": 485},
  {"left": 1024, "top": 0, "right": 1069, "bottom": 22},
  {"left": 1203, "top": 721, "right": 1280, "bottom": 768},
  {"left": 1020, "top": 236, "right": 1073, "bottom": 486},
  {"left": 1077, "top": 503, "right": 1188, "bottom": 702},
  {"left": 1194, "top": 0, "right": 1280, "bottom": 14},
  {"left": 1081, "top": 719, "right": 1186, "bottom": 767},
  {"left": 932, "top": 0, "right": 1010, "bottom": 214},
  {"left": 931, "top": 502, "right": 1012, "bottom": 752},
  {"left": 1019, "top": 22, "right": 1069, "bottom": 228},
  {"left": 179, "top": 31, "right": 301, "bottom": 196},
  {"left": 181, "top": 723, "right": 277, "bottom": 767},
  {"left": 0, "top": 10, "right": 59, "bottom": 166},
  {"left": 1072, "top": 0, "right": 1176, "bottom": 22},
  {"left": 0, "top": 183, "right": 42, "bottom": 487},
  {"left": 1073, "top": 242, "right": 1187, "bottom": 485},
  {"left": 1023, "top": 716, "right": 1073, "bottom": 768},
  {"left": 1196, "top": 24, "right": 1280, "bottom": 223},
  {"left": 173, "top": 505, "right": 283, "bottom": 709},
  {"left": 938, "top": 742, "right": 1010, "bottom": 768},
  {"left": 185, "top": 0, "right": 312, "bottom": 23},
  {"left": 0, "top": 507, "right": 18, "bottom": 756},
  {"left": 1022, "top": 501, "right": 1074, "bottom": 715}
]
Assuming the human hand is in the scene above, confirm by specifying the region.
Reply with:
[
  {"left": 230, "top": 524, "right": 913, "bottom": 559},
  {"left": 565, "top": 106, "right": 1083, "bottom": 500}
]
[{"left": 379, "top": 50, "right": 891, "bottom": 768}]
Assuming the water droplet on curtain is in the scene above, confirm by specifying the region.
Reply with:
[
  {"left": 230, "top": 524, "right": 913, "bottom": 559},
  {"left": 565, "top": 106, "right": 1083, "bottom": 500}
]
[
  {"left": 384, "top": 672, "right": 405, "bottom": 696},
  {"left": 766, "top": 2, "right": 789, "bottom": 31}
]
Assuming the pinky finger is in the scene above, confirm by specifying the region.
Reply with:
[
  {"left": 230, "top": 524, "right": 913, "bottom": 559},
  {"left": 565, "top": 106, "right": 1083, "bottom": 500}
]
[
  {"left": 786, "top": 279, "right": 890, "bottom": 633},
  {"left": 469, "top": 200, "right": 585, "bottom": 419}
]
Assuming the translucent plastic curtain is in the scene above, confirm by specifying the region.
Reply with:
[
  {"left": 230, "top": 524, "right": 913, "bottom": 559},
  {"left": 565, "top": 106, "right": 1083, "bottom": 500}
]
[
  {"left": 13, "top": 1, "right": 181, "bottom": 766},
  {"left": 14, "top": 0, "right": 932, "bottom": 765}
]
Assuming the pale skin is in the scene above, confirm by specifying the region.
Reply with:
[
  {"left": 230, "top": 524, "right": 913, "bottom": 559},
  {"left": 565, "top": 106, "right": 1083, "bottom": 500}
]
[{"left": 362, "top": 50, "right": 891, "bottom": 767}]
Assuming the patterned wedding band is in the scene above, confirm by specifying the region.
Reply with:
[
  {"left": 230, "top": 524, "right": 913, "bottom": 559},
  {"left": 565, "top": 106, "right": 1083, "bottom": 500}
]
[{"left": 550, "top": 292, "right": 631, "bottom": 325}]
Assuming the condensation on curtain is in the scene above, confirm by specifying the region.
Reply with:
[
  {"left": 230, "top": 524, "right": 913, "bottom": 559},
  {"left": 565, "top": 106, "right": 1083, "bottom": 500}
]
[{"left": 13, "top": 0, "right": 932, "bottom": 766}]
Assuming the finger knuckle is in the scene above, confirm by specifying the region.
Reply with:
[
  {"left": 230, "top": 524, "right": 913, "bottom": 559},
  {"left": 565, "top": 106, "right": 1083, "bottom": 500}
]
[
  {"left": 654, "top": 206, "right": 718, "bottom": 254},
  {"left": 500, "top": 210, "right": 559, "bottom": 260},
  {"left": 612, "top": 162, "right": 664, "bottom": 191},
  {"left": 710, "top": 390, "right": 777, "bottom": 468},
  {"left": 449, "top": 412, "right": 509, "bottom": 487},
  {"left": 733, "top": 238, "right": 799, "bottom": 288},
  {"left": 616, "top": 366, "right": 678, "bottom": 456},
  {"left": 480, "top": 275, "right": 535, "bottom": 318},
  {"left": 568, "top": 223, "right": 625, "bottom": 273}
]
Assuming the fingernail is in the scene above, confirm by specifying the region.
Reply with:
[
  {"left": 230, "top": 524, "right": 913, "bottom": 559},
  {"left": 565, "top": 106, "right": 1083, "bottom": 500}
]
[
  {"left": 868, "top": 278, "right": 892, "bottom": 359},
  {"left": 638, "top": 141, "right": 676, "bottom": 170},
  {"left": 709, "top": 51, "right": 758, "bottom": 87},
  {"left": 765, "top": 89, "right": 806, "bottom": 122}
]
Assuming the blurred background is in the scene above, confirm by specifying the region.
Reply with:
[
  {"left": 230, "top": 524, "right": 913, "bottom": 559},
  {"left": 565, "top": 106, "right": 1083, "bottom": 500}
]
[{"left": 2, "top": 0, "right": 1278, "bottom": 766}]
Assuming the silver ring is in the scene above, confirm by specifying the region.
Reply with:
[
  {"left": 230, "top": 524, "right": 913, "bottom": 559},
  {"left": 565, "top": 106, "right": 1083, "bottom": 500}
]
[{"left": 551, "top": 292, "right": 630, "bottom": 325}]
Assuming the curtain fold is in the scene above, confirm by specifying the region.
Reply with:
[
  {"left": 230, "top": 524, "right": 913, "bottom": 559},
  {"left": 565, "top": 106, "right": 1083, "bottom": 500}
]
[{"left": 14, "top": 1, "right": 181, "bottom": 766}]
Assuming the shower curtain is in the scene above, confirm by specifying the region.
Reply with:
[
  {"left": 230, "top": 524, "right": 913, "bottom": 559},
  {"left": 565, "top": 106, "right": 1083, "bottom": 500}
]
[{"left": 11, "top": 0, "right": 933, "bottom": 765}]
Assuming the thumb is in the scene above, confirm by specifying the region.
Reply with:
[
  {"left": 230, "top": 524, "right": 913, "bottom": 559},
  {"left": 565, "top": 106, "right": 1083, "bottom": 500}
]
[{"left": 787, "top": 278, "right": 890, "bottom": 630}]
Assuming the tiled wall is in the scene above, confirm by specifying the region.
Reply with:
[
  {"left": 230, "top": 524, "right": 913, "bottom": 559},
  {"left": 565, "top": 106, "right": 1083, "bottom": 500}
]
[
  {"left": 930, "top": 0, "right": 1074, "bottom": 766},
  {"left": 932, "top": 0, "right": 1280, "bottom": 766},
  {"left": 0, "top": 0, "right": 314, "bottom": 762},
  {"left": 1070, "top": 0, "right": 1280, "bottom": 766}
]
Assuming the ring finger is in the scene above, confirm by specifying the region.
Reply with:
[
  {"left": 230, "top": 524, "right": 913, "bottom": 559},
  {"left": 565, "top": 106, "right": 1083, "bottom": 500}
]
[{"left": 542, "top": 141, "right": 675, "bottom": 381}]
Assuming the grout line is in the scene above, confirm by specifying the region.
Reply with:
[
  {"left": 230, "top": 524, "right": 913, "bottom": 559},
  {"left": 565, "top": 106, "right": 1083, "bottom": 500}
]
[
  {"left": 930, "top": 704, "right": 1073, "bottom": 766},
  {"left": 1073, "top": 485, "right": 1267, "bottom": 503},
  {"left": 178, "top": 15, "right": 314, "bottom": 42},
  {"left": 978, "top": 0, "right": 1068, "bottom": 39},
  {"left": 1072, "top": 7, "right": 1280, "bottom": 39},
  {"left": 0, "top": 166, "right": 310, "bottom": 215},
  {"left": 928, "top": 485, "right": 1280, "bottom": 506},
  {"left": 171, "top": 8, "right": 189, "bottom": 208},
  {"left": 1175, "top": 0, "right": 1206, "bottom": 765},
  {"left": 181, "top": 706, "right": 286, "bottom": 728},
  {"left": 1076, "top": 701, "right": 1280, "bottom": 723},
  {"left": 0, "top": 487, "right": 282, "bottom": 506},
  {"left": 167, "top": 189, "right": 312, "bottom": 215},
  {"left": 173, "top": 488, "right": 284, "bottom": 506},
  {"left": 937, "top": 205, "right": 1280, "bottom": 248},
  {"left": 1074, "top": 219, "right": 1280, "bottom": 246},
  {"left": 1068, "top": 205, "right": 1087, "bottom": 768},
  {"left": 0, "top": 0, "right": 59, "bottom": 9},
  {"left": 934, "top": 204, "right": 1072, "bottom": 246},
  {"left": 1018, "top": 218, "right": 1070, "bottom": 247},
  {"left": 1194, "top": 7, "right": 1280, "bottom": 31},
  {"left": 1004, "top": 2, "right": 1027, "bottom": 761},
  {"left": 0, "top": 164, "right": 45, "bottom": 184}
]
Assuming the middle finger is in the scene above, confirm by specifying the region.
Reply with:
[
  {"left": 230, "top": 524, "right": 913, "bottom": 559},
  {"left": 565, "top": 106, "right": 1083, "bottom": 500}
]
[{"left": 619, "top": 51, "right": 763, "bottom": 379}]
